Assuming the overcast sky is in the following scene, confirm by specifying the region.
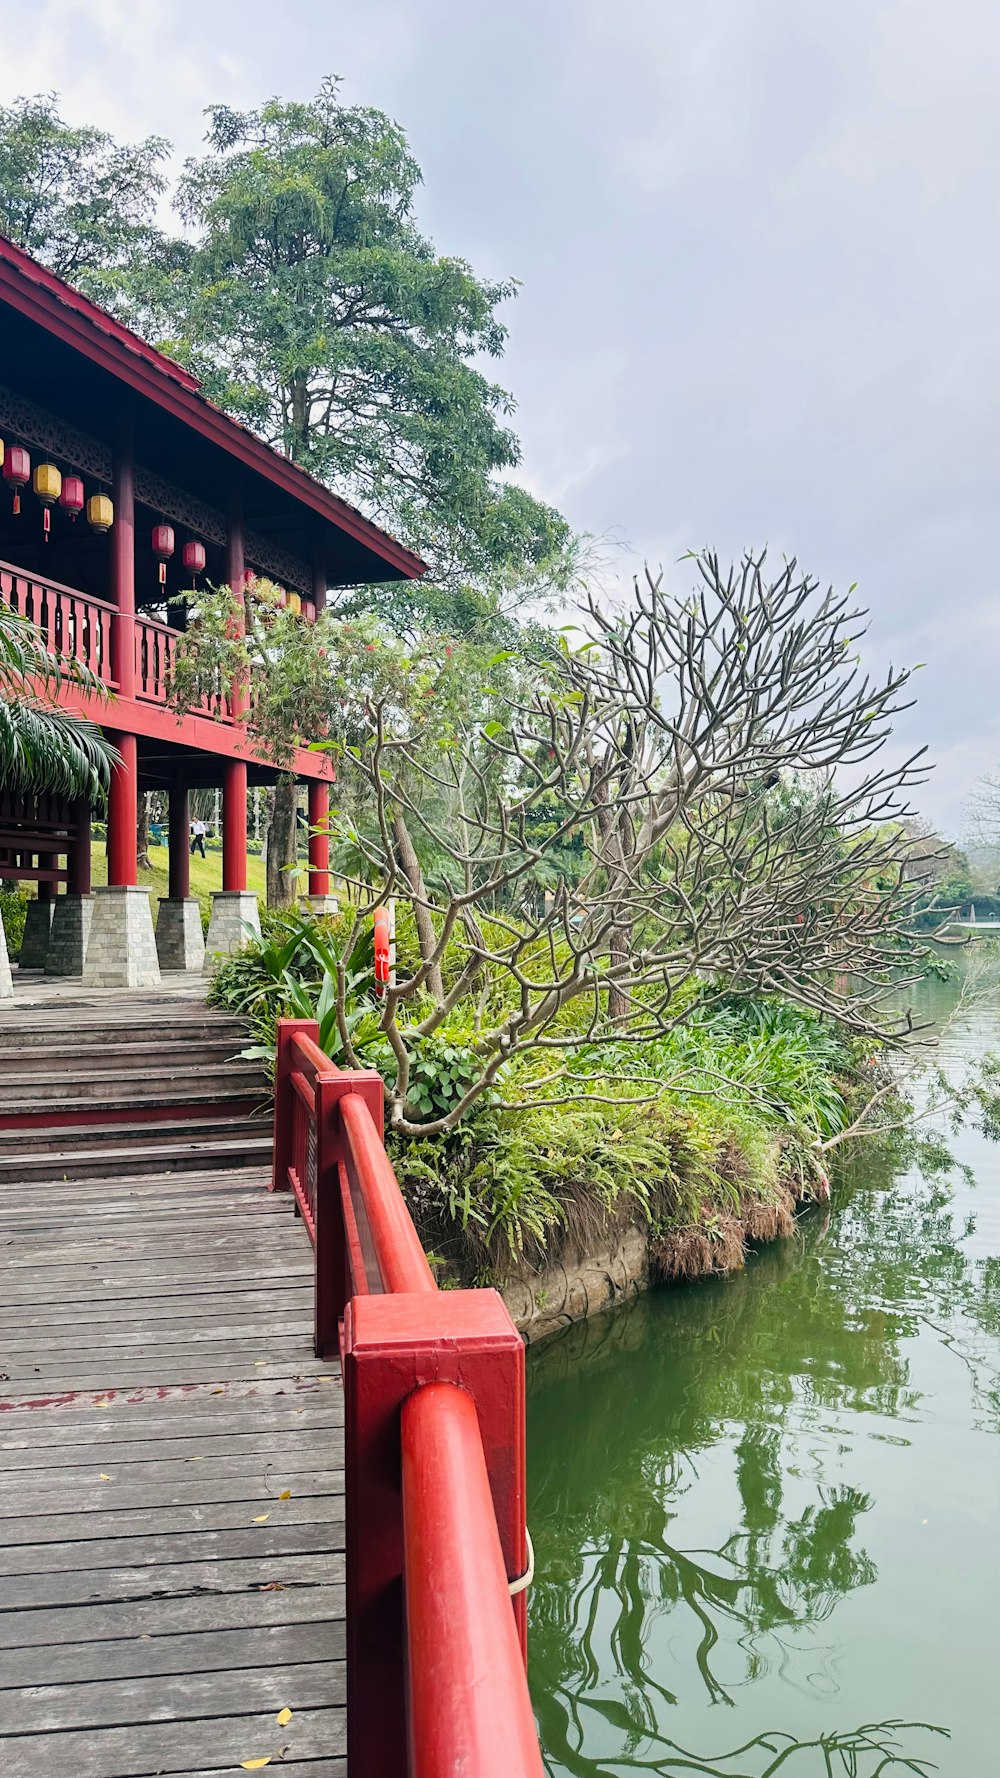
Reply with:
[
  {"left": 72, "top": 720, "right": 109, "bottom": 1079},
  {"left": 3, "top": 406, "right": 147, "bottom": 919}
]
[{"left": 3, "top": 0, "right": 997, "bottom": 834}]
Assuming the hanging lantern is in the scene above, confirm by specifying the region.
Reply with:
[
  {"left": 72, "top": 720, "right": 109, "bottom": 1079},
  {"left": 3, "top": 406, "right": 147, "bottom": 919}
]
[
  {"left": 4, "top": 446, "right": 30, "bottom": 515},
  {"left": 152, "top": 523, "right": 175, "bottom": 588},
  {"left": 33, "top": 463, "right": 62, "bottom": 542},
  {"left": 182, "top": 539, "right": 206, "bottom": 584},
  {"left": 302, "top": 598, "right": 316, "bottom": 624},
  {"left": 86, "top": 492, "right": 114, "bottom": 534},
  {"left": 287, "top": 591, "right": 302, "bottom": 616},
  {"left": 59, "top": 475, "right": 85, "bottom": 521}
]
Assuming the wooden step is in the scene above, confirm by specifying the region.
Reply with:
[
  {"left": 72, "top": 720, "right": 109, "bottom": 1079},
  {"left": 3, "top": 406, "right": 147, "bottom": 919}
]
[{"left": 0, "top": 1127, "right": 273, "bottom": 1182}]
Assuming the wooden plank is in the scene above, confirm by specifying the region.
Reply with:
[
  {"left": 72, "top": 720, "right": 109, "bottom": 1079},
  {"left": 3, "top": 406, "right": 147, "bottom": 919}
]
[
  {"left": 0, "top": 1582, "right": 344, "bottom": 1650},
  {"left": 0, "top": 1519, "right": 346, "bottom": 1578},
  {"left": 0, "top": 1657, "right": 344, "bottom": 1734},
  {"left": 0, "top": 1359, "right": 330, "bottom": 1387},
  {"left": 0, "top": 1703, "right": 345, "bottom": 1777},
  {"left": 0, "top": 1389, "right": 342, "bottom": 1436},
  {"left": 0, "top": 1431, "right": 341, "bottom": 1472},
  {"left": 0, "top": 1317, "right": 314, "bottom": 1355},
  {"left": 0, "top": 1299, "right": 314, "bottom": 1336},
  {"left": 0, "top": 1289, "right": 314, "bottom": 1328},
  {"left": 0, "top": 1470, "right": 342, "bottom": 1514},
  {"left": 0, "top": 1405, "right": 343, "bottom": 1447},
  {"left": 2, "top": 1491, "right": 345, "bottom": 1543},
  {"left": 0, "top": 1619, "right": 344, "bottom": 1690},
  {"left": 0, "top": 1549, "right": 344, "bottom": 1610},
  {"left": 0, "top": 1263, "right": 313, "bottom": 1300}
]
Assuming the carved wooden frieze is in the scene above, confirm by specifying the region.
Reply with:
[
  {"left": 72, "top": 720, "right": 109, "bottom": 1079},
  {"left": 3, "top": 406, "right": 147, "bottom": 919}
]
[{"left": 0, "top": 383, "right": 112, "bottom": 479}]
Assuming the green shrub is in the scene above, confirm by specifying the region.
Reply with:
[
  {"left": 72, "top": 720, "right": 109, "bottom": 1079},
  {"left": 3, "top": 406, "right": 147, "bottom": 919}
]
[{"left": 0, "top": 886, "right": 30, "bottom": 959}]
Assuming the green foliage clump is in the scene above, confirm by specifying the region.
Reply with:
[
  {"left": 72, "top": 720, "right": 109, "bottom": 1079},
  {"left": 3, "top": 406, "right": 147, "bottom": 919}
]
[{"left": 0, "top": 885, "right": 30, "bottom": 958}]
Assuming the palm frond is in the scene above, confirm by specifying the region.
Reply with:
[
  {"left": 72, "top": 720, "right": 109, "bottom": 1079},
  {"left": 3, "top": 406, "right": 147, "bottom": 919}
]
[
  {"left": 0, "top": 697, "right": 117, "bottom": 801},
  {"left": 0, "top": 600, "right": 117, "bottom": 800}
]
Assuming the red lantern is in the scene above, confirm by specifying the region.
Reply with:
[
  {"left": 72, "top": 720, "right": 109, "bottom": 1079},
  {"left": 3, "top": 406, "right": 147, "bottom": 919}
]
[
  {"left": 152, "top": 523, "right": 175, "bottom": 587},
  {"left": 182, "top": 539, "right": 206, "bottom": 584},
  {"left": 4, "top": 446, "right": 30, "bottom": 515},
  {"left": 59, "top": 475, "right": 85, "bottom": 521}
]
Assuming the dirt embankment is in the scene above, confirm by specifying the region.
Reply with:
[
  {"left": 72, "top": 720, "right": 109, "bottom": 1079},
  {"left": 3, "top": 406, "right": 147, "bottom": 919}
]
[{"left": 504, "top": 1177, "right": 825, "bottom": 1343}]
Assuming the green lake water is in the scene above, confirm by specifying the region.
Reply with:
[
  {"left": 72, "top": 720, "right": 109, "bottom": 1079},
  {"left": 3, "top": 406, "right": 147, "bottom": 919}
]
[{"left": 527, "top": 962, "right": 1000, "bottom": 1775}]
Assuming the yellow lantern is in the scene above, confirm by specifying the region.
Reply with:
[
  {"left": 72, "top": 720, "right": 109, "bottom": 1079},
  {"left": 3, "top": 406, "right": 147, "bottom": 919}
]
[
  {"left": 287, "top": 591, "right": 302, "bottom": 616},
  {"left": 33, "top": 463, "right": 62, "bottom": 543},
  {"left": 86, "top": 493, "right": 114, "bottom": 534},
  {"left": 0, "top": 440, "right": 4, "bottom": 469}
]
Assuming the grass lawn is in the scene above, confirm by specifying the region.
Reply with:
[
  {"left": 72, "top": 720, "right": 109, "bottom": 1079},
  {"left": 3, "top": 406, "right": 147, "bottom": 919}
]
[{"left": 90, "top": 843, "right": 302, "bottom": 924}]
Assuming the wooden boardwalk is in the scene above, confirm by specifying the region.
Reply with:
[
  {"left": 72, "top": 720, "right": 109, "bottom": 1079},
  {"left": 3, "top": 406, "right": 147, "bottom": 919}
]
[{"left": 0, "top": 1159, "right": 346, "bottom": 1775}]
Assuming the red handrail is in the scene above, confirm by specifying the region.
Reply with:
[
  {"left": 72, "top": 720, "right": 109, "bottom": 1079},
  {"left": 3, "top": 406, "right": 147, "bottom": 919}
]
[
  {"left": 340, "top": 1091, "right": 436, "bottom": 1295},
  {"left": 270, "top": 1017, "right": 541, "bottom": 1777},
  {"left": 402, "top": 1383, "right": 545, "bottom": 1778}
]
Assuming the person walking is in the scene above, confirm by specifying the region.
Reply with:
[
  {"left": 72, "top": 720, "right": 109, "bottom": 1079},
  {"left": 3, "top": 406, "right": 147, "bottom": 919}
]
[{"left": 190, "top": 817, "right": 207, "bottom": 859}]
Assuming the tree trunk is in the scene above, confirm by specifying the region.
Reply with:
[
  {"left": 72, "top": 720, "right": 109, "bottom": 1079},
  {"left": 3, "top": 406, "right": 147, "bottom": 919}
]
[
  {"left": 267, "top": 775, "right": 298, "bottom": 907},
  {"left": 393, "top": 810, "right": 444, "bottom": 1003},
  {"left": 137, "top": 792, "right": 150, "bottom": 872}
]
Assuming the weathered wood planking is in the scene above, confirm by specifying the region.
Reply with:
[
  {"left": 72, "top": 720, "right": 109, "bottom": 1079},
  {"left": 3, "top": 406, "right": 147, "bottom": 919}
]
[{"left": 0, "top": 1160, "right": 346, "bottom": 1773}]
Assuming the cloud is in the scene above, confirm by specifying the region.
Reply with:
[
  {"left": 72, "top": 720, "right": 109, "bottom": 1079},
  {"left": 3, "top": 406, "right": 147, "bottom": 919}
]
[{"left": 0, "top": 0, "right": 994, "bottom": 830}]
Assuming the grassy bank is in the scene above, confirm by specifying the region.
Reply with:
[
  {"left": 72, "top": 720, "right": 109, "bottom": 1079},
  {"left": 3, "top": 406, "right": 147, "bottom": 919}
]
[{"left": 207, "top": 910, "right": 879, "bottom": 1300}]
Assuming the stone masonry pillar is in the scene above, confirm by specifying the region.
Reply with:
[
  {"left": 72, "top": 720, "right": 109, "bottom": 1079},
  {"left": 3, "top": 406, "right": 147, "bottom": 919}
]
[
  {"left": 82, "top": 886, "right": 161, "bottom": 989},
  {"left": 204, "top": 890, "right": 261, "bottom": 973},
  {"left": 18, "top": 896, "right": 55, "bottom": 969}
]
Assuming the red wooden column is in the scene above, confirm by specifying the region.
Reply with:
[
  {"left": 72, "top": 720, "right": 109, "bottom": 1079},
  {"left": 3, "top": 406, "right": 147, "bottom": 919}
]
[
  {"left": 307, "top": 560, "right": 331, "bottom": 897},
  {"left": 111, "top": 409, "right": 136, "bottom": 700},
  {"left": 222, "top": 487, "right": 249, "bottom": 894},
  {"left": 168, "top": 783, "right": 190, "bottom": 900},
  {"left": 106, "top": 732, "right": 138, "bottom": 887},
  {"left": 307, "top": 781, "right": 330, "bottom": 897},
  {"left": 222, "top": 760, "right": 247, "bottom": 893},
  {"left": 227, "top": 486, "right": 247, "bottom": 719}
]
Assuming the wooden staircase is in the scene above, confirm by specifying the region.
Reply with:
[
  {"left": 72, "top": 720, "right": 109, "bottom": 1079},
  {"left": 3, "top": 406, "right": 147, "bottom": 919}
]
[{"left": 0, "top": 992, "right": 272, "bottom": 1181}]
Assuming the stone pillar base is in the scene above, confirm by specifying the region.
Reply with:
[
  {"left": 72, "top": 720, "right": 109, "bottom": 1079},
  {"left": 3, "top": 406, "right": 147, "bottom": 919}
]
[
  {"left": 46, "top": 894, "right": 95, "bottom": 977},
  {"left": 0, "top": 911, "right": 12, "bottom": 999},
  {"left": 303, "top": 894, "right": 340, "bottom": 918},
  {"left": 82, "top": 886, "right": 161, "bottom": 989},
  {"left": 156, "top": 897, "right": 206, "bottom": 972},
  {"left": 204, "top": 891, "right": 261, "bottom": 973},
  {"left": 18, "top": 897, "right": 55, "bottom": 970}
]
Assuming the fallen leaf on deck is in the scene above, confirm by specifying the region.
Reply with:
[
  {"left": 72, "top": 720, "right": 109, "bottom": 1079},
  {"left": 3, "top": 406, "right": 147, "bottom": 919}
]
[
  {"left": 278, "top": 1489, "right": 292, "bottom": 1500},
  {"left": 255, "top": 1582, "right": 284, "bottom": 1592},
  {"left": 276, "top": 1706, "right": 292, "bottom": 1726},
  {"left": 252, "top": 1513, "right": 270, "bottom": 1523},
  {"left": 240, "top": 1760, "right": 272, "bottom": 1771},
  {"left": 99, "top": 1473, "right": 112, "bottom": 1482}
]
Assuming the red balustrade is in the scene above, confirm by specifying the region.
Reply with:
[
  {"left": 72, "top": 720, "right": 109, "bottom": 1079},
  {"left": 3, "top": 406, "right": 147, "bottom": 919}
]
[
  {"left": 0, "top": 561, "right": 236, "bottom": 723},
  {"left": 271, "top": 1019, "right": 543, "bottom": 1778},
  {"left": 0, "top": 561, "right": 115, "bottom": 685},
  {"left": 135, "top": 612, "right": 233, "bottom": 720}
]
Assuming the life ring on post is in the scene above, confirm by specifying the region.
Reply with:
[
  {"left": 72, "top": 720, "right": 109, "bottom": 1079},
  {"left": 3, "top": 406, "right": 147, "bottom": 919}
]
[{"left": 373, "top": 905, "right": 391, "bottom": 992}]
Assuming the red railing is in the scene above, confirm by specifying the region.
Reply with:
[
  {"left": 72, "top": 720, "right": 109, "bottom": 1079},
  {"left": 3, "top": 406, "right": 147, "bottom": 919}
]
[
  {"left": 272, "top": 1019, "right": 544, "bottom": 1778},
  {"left": 135, "top": 612, "right": 234, "bottom": 721},
  {"left": 0, "top": 561, "right": 115, "bottom": 684},
  {"left": 0, "top": 561, "right": 235, "bottom": 722}
]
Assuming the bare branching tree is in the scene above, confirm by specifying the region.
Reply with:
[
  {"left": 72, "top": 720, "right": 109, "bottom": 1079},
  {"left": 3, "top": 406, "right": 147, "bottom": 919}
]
[{"left": 325, "top": 550, "right": 940, "bottom": 1134}]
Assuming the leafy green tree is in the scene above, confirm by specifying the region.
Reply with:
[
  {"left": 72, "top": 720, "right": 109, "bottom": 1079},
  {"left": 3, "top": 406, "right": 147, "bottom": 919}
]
[{"left": 0, "top": 93, "right": 169, "bottom": 291}]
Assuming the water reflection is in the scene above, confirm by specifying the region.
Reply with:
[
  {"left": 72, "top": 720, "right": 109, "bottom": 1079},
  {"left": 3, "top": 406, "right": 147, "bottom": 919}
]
[{"left": 527, "top": 967, "right": 1000, "bottom": 1776}]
